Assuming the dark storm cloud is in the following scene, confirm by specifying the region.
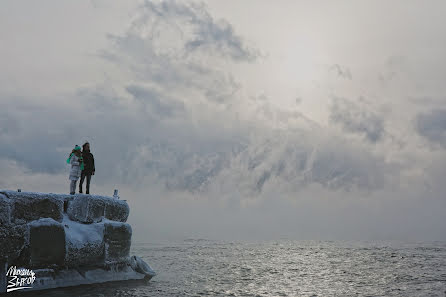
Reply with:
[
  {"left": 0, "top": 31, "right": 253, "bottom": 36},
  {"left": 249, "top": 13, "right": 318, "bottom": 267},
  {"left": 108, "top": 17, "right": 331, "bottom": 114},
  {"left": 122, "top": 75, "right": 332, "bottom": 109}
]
[
  {"left": 416, "top": 109, "right": 446, "bottom": 148},
  {"left": 330, "top": 97, "right": 385, "bottom": 143}
]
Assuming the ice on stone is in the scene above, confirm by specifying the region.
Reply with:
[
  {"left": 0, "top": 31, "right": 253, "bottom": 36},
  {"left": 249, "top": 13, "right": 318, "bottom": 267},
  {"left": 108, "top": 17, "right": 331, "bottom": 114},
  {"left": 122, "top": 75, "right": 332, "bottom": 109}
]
[
  {"left": 0, "top": 190, "right": 155, "bottom": 293},
  {"left": 103, "top": 221, "right": 132, "bottom": 264},
  {"left": 67, "top": 195, "right": 129, "bottom": 224},
  {"left": 63, "top": 214, "right": 105, "bottom": 267},
  {"left": 29, "top": 218, "right": 66, "bottom": 268}
]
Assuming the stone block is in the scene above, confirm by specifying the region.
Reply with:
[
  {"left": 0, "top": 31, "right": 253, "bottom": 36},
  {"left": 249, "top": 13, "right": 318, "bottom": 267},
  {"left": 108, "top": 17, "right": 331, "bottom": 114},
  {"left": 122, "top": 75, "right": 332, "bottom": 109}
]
[
  {"left": 29, "top": 219, "right": 65, "bottom": 268},
  {"left": 67, "top": 195, "right": 130, "bottom": 223},
  {"left": 0, "top": 194, "right": 10, "bottom": 225},
  {"left": 0, "top": 224, "right": 28, "bottom": 263},
  {"left": 64, "top": 221, "right": 105, "bottom": 268},
  {"left": 67, "top": 195, "right": 105, "bottom": 223},
  {"left": 104, "top": 199, "right": 129, "bottom": 222},
  {"left": 0, "top": 262, "right": 6, "bottom": 294},
  {"left": 11, "top": 195, "right": 63, "bottom": 223},
  {"left": 130, "top": 255, "right": 156, "bottom": 278},
  {"left": 103, "top": 222, "right": 132, "bottom": 264}
]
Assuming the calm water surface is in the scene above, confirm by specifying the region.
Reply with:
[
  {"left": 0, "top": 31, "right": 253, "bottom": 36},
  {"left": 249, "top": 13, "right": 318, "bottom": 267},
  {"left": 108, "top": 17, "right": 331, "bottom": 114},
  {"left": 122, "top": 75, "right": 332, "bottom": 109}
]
[{"left": 25, "top": 240, "right": 446, "bottom": 296}]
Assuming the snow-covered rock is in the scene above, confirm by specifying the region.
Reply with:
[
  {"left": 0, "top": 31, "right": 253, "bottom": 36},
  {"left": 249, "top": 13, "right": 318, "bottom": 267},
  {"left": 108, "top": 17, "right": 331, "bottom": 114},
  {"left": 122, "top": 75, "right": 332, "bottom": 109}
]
[
  {"left": 0, "top": 190, "right": 155, "bottom": 294},
  {"left": 1, "top": 190, "right": 64, "bottom": 223},
  {"left": 28, "top": 265, "right": 151, "bottom": 292},
  {"left": 104, "top": 221, "right": 132, "bottom": 264},
  {"left": 29, "top": 218, "right": 66, "bottom": 268},
  {"left": 67, "top": 195, "right": 129, "bottom": 223},
  {"left": 0, "top": 224, "right": 27, "bottom": 263},
  {"left": 130, "top": 255, "right": 156, "bottom": 277},
  {"left": 0, "top": 194, "right": 10, "bottom": 225},
  {"left": 64, "top": 215, "right": 105, "bottom": 267}
]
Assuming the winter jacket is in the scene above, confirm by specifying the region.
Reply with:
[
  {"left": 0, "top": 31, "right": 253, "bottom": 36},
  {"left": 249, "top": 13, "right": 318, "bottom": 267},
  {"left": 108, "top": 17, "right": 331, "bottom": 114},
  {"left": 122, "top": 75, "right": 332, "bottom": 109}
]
[
  {"left": 69, "top": 154, "right": 82, "bottom": 180},
  {"left": 81, "top": 151, "right": 95, "bottom": 174}
]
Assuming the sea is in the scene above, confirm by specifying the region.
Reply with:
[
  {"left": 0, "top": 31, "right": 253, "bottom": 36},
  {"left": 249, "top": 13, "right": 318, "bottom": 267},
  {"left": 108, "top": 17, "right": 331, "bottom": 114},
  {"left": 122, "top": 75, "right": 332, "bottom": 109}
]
[{"left": 22, "top": 240, "right": 446, "bottom": 297}]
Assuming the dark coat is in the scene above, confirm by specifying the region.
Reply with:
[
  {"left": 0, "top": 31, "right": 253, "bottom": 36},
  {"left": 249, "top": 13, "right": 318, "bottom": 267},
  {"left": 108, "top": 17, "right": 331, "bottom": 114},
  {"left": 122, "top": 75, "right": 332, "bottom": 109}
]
[{"left": 81, "top": 151, "right": 95, "bottom": 174}]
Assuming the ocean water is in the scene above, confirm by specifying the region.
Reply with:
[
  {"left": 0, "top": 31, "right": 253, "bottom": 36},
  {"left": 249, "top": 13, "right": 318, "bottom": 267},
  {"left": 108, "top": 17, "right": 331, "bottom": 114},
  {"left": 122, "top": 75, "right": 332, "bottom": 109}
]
[{"left": 26, "top": 240, "right": 446, "bottom": 297}]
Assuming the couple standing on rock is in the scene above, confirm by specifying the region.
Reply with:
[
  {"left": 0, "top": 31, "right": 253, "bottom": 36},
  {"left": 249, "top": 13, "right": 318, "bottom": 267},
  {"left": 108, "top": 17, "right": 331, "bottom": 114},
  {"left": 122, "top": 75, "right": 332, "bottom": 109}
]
[{"left": 67, "top": 142, "right": 95, "bottom": 195}]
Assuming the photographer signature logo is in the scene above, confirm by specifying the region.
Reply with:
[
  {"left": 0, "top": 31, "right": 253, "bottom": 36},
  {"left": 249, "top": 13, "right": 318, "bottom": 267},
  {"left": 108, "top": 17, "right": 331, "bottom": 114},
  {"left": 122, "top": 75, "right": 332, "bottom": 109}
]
[{"left": 6, "top": 266, "right": 36, "bottom": 292}]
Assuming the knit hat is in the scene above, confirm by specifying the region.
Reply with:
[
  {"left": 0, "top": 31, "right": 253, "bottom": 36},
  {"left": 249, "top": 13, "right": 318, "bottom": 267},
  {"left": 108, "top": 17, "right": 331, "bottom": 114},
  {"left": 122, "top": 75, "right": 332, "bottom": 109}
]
[{"left": 66, "top": 145, "right": 85, "bottom": 170}]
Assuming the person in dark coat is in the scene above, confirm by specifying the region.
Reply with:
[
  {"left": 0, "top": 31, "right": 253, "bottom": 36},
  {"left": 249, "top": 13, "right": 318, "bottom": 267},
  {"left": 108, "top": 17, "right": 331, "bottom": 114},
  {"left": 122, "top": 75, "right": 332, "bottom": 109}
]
[{"left": 79, "top": 142, "right": 95, "bottom": 194}]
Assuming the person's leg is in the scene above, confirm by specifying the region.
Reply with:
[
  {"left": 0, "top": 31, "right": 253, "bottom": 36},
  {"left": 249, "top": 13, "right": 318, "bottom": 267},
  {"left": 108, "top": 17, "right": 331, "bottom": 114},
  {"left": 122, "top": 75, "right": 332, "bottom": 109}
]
[
  {"left": 70, "top": 180, "right": 76, "bottom": 195},
  {"left": 86, "top": 174, "right": 92, "bottom": 194},
  {"left": 79, "top": 172, "right": 85, "bottom": 193}
]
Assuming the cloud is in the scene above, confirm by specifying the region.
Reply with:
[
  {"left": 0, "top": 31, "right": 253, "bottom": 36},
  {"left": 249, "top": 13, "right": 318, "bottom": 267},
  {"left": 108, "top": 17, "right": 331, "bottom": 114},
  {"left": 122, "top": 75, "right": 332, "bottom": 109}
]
[
  {"left": 1, "top": 0, "right": 446, "bottom": 241},
  {"left": 416, "top": 109, "right": 446, "bottom": 148},
  {"left": 0, "top": 0, "right": 250, "bottom": 188},
  {"left": 0, "top": 96, "right": 81, "bottom": 174},
  {"left": 99, "top": 0, "right": 254, "bottom": 106},
  {"left": 379, "top": 55, "right": 407, "bottom": 84},
  {"left": 139, "top": 0, "right": 257, "bottom": 61},
  {"left": 126, "top": 84, "right": 185, "bottom": 118},
  {"left": 203, "top": 128, "right": 394, "bottom": 199},
  {"left": 329, "top": 97, "right": 385, "bottom": 143},
  {"left": 329, "top": 64, "right": 352, "bottom": 80}
]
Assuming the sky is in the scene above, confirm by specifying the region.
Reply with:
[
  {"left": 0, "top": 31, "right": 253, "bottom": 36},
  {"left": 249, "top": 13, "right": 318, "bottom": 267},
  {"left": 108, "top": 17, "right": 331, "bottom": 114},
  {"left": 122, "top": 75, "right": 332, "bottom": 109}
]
[{"left": 0, "top": 0, "right": 445, "bottom": 242}]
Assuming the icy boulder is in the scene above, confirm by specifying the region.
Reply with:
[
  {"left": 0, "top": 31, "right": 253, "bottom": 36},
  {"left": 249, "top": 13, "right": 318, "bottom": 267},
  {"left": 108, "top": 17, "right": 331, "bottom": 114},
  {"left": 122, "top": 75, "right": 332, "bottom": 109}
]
[
  {"left": 13, "top": 195, "right": 63, "bottom": 223},
  {"left": 0, "top": 190, "right": 155, "bottom": 294},
  {"left": 104, "top": 222, "right": 132, "bottom": 264},
  {"left": 0, "top": 224, "right": 28, "bottom": 263},
  {"left": 130, "top": 256, "right": 156, "bottom": 278},
  {"left": 104, "top": 199, "right": 130, "bottom": 222},
  {"left": 67, "top": 195, "right": 129, "bottom": 223},
  {"left": 29, "top": 218, "right": 66, "bottom": 268},
  {"left": 0, "top": 194, "right": 11, "bottom": 225},
  {"left": 64, "top": 217, "right": 105, "bottom": 267}
]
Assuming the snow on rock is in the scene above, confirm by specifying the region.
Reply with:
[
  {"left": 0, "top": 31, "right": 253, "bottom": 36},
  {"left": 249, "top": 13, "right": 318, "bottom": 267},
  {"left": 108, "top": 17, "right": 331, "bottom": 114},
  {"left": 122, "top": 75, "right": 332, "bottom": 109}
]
[
  {"left": 29, "top": 218, "right": 66, "bottom": 268},
  {"left": 0, "top": 190, "right": 155, "bottom": 293},
  {"left": 0, "top": 224, "right": 28, "bottom": 263},
  {"left": 104, "top": 199, "right": 130, "bottom": 222},
  {"left": 0, "top": 194, "right": 11, "bottom": 225},
  {"left": 103, "top": 221, "right": 132, "bottom": 264},
  {"left": 0, "top": 263, "right": 5, "bottom": 294},
  {"left": 63, "top": 214, "right": 105, "bottom": 267},
  {"left": 67, "top": 194, "right": 129, "bottom": 224},
  {"left": 29, "top": 265, "right": 150, "bottom": 292},
  {"left": 130, "top": 255, "right": 156, "bottom": 277},
  {"left": 0, "top": 190, "right": 64, "bottom": 223},
  {"left": 67, "top": 195, "right": 105, "bottom": 223}
]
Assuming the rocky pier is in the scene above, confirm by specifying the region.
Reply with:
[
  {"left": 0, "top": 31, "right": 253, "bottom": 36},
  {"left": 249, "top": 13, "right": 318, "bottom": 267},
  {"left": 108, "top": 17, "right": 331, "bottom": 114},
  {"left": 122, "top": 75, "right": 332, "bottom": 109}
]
[{"left": 0, "top": 190, "right": 155, "bottom": 293}]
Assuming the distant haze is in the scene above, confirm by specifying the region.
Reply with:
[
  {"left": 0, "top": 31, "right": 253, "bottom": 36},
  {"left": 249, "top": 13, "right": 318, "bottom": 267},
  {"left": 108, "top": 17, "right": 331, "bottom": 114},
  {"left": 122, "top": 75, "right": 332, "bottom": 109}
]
[{"left": 1, "top": 0, "right": 445, "bottom": 241}]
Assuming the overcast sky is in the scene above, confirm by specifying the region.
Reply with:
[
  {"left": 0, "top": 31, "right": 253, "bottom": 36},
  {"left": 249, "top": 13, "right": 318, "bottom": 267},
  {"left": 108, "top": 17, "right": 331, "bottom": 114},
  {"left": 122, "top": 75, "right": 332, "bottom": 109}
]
[{"left": 1, "top": 0, "right": 445, "bottom": 242}]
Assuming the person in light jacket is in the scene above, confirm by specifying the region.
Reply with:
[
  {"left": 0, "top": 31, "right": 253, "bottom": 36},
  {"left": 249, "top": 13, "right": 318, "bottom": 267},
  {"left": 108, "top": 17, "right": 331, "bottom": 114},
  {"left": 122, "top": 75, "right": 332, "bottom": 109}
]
[{"left": 67, "top": 145, "right": 84, "bottom": 195}]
